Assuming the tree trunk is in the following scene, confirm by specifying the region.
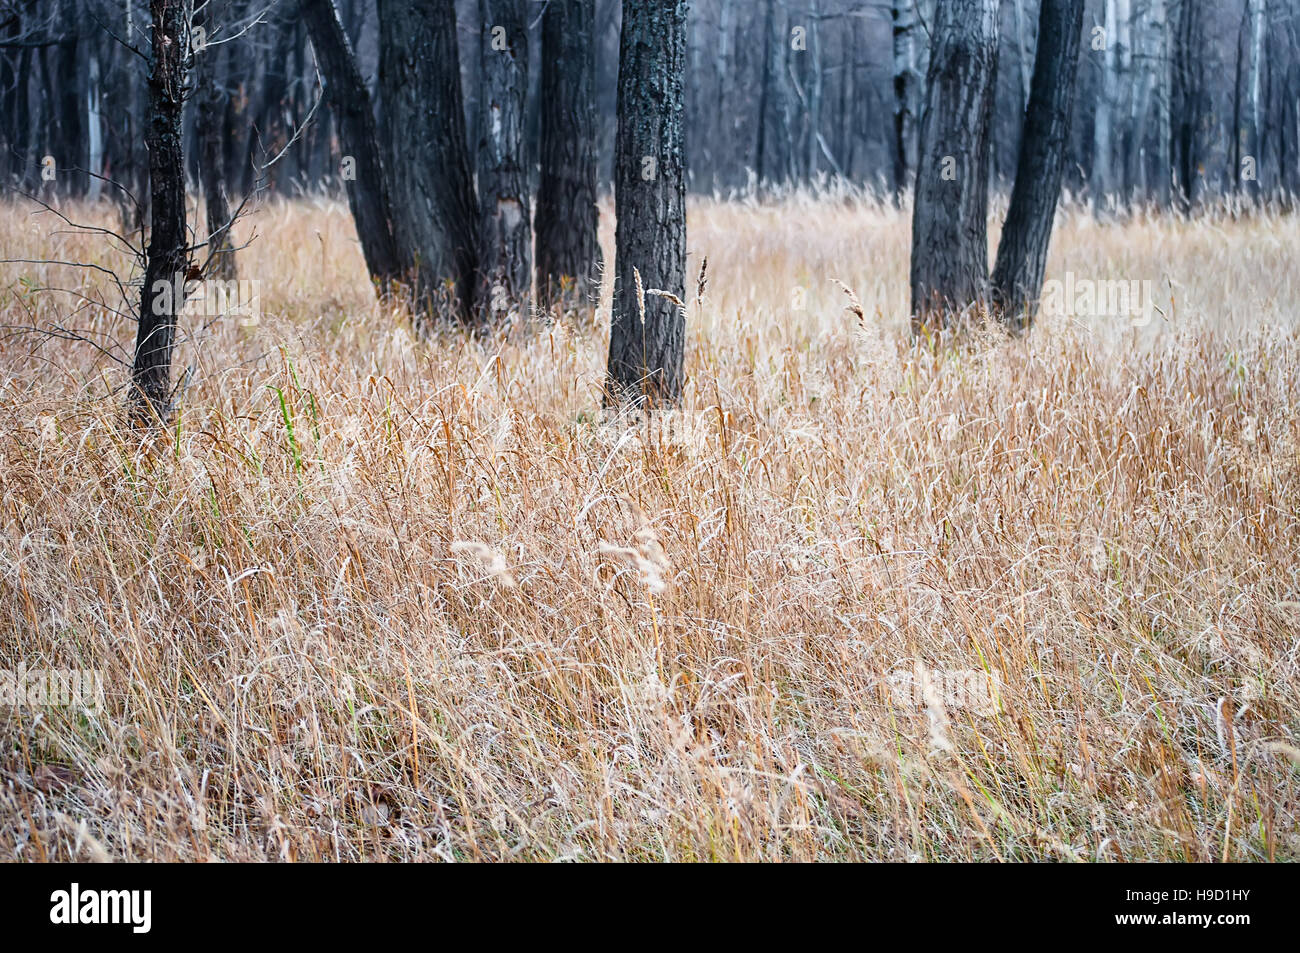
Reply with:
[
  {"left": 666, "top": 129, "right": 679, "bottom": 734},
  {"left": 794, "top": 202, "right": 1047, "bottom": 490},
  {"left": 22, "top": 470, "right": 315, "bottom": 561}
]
[
  {"left": 54, "top": 0, "right": 87, "bottom": 198},
  {"left": 1012, "top": 0, "right": 1032, "bottom": 115},
  {"left": 131, "top": 0, "right": 192, "bottom": 423},
  {"left": 1124, "top": 0, "right": 1155, "bottom": 200},
  {"left": 0, "top": 16, "right": 17, "bottom": 182},
  {"left": 1151, "top": 0, "right": 1173, "bottom": 208},
  {"left": 475, "top": 0, "right": 531, "bottom": 323},
  {"left": 1171, "top": 0, "right": 1207, "bottom": 208},
  {"left": 1286, "top": 60, "right": 1300, "bottom": 201},
  {"left": 534, "top": 0, "right": 602, "bottom": 312},
  {"left": 890, "top": 0, "right": 922, "bottom": 196},
  {"left": 908, "top": 0, "right": 999, "bottom": 328},
  {"left": 837, "top": 24, "right": 852, "bottom": 175},
  {"left": 1092, "top": 0, "right": 1133, "bottom": 206},
  {"left": 86, "top": 51, "right": 104, "bottom": 202},
  {"left": 991, "top": 0, "right": 1085, "bottom": 332},
  {"left": 714, "top": 0, "right": 734, "bottom": 189},
  {"left": 248, "top": 12, "right": 292, "bottom": 193},
  {"left": 377, "top": 0, "right": 479, "bottom": 321},
  {"left": 196, "top": 2, "right": 237, "bottom": 281},
  {"left": 5, "top": 34, "right": 32, "bottom": 187},
  {"left": 222, "top": 0, "right": 253, "bottom": 204},
  {"left": 607, "top": 0, "right": 689, "bottom": 407},
  {"left": 1236, "top": 0, "right": 1266, "bottom": 199},
  {"left": 301, "top": 0, "right": 403, "bottom": 285},
  {"left": 114, "top": 0, "right": 152, "bottom": 232},
  {"left": 801, "top": 4, "right": 823, "bottom": 179},
  {"left": 756, "top": 0, "right": 792, "bottom": 189}
]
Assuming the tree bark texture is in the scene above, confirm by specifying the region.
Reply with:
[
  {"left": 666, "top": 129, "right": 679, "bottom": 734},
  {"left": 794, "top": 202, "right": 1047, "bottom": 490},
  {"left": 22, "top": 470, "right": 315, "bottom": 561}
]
[
  {"left": 908, "top": 0, "right": 999, "bottom": 328},
  {"left": 131, "top": 0, "right": 192, "bottom": 423},
  {"left": 607, "top": 0, "right": 689, "bottom": 406},
  {"left": 991, "top": 0, "right": 1085, "bottom": 331},
  {"left": 301, "top": 0, "right": 403, "bottom": 285},
  {"left": 377, "top": 0, "right": 479, "bottom": 321},
  {"left": 475, "top": 0, "right": 531, "bottom": 323},
  {"left": 535, "top": 0, "right": 602, "bottom": 312}
]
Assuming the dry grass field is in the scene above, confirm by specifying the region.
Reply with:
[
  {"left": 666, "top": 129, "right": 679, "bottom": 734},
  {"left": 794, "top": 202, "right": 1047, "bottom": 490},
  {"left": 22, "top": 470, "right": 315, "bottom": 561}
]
[{"left": 0, "top": 193, "right": 1297, "bottom": 861}]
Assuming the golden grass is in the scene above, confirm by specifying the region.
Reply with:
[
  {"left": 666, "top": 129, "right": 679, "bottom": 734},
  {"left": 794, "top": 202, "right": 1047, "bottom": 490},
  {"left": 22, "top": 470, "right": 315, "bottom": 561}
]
[{"left": 0, "top": 192, "right": 1297, "bottom": 861}]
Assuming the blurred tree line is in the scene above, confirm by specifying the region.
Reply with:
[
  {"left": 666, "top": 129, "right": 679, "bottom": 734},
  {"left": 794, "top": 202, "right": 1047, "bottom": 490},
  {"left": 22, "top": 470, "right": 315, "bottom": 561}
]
[{"left": 4, "top": 1, "right": 1298, "bottom": 209}]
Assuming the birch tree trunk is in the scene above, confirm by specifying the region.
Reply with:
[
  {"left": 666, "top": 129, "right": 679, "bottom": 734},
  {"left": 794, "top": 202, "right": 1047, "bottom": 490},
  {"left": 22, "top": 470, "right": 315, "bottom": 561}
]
[
  {"left": 86, "top": 52, "right": 103, "bottom": 203},
  {"left": 1236, "top": 0, "right": 1267, "bottom": 199},
  {"left": 1092, "top": 0, "right": 1133, "bottom": 204}
]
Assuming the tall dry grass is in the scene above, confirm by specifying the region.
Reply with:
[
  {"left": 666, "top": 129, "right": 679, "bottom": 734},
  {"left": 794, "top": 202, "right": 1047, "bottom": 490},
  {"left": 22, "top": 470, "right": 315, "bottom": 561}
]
[{"left": 0, "top": 192, "right": 1297, "bottom": 861}]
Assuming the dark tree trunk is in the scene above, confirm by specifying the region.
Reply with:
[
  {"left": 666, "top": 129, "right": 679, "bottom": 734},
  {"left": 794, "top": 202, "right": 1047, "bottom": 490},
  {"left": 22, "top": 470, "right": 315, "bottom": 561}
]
[
  {"left": 222, "top": 0, "right": 253, "bottom": 203},
  {"left": 1171, "top": 0, "right": 1208, "bottom": 209},
  {"left": 54, "top": 0, "right": 86, "bottom": 197},
  {"left": 0, "top": 15, "right": 19, "bottom": 183},
  {"left": 131, "top": 0, "right": 192, "bottom": 423},
  {"left": 607, "top": 0, "right": 689, "bottom": 407},
  {"left": 797, "top": 8, "right": 823, "bottom": 180},
  {"left": 5, "top": 37, "right": 33, "bottom": 186},
  {"left": 200, "top": 146, "right": 233, "bottom": 278},
  {"left": 837, "top": 25, "right": 852, "bottom": 175},
  {"left": 889, "top": 0, "right": 921, "bottom": 196},
  {"left": 908, "top": 0, "right": 999, "bottom": 329},
  {"left": 377, "top": 0, "right": 479, "bottom": 321},
  {"left": 247, "top": 12, "right": 292, "bottom": 193},
  {"left": 97, "top": 2, "right": 153, "bottom": 234},
  {"left": 289, "top": 18, "right": 308, "bottom": 185},
  {"left": 755, "top": 0, "right": 791, "bottom": 188},
  {"left": 535, "top": 0, "right": 602, "bottom": 313},
  {"left": 990, "top": 0, "right": 1085, "bottom": 332},
  {"left": 1285, "top": 61, "right": 1300, "bottom": 201},
  {"left": 301, "top": 0, "right": 403, "bottom": 284},
  {"left": 475, "top": 0, "right": 531, "bottom": 323},
  {"left": 196, "top": 2, "right": 237, "bottom": 281}
]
